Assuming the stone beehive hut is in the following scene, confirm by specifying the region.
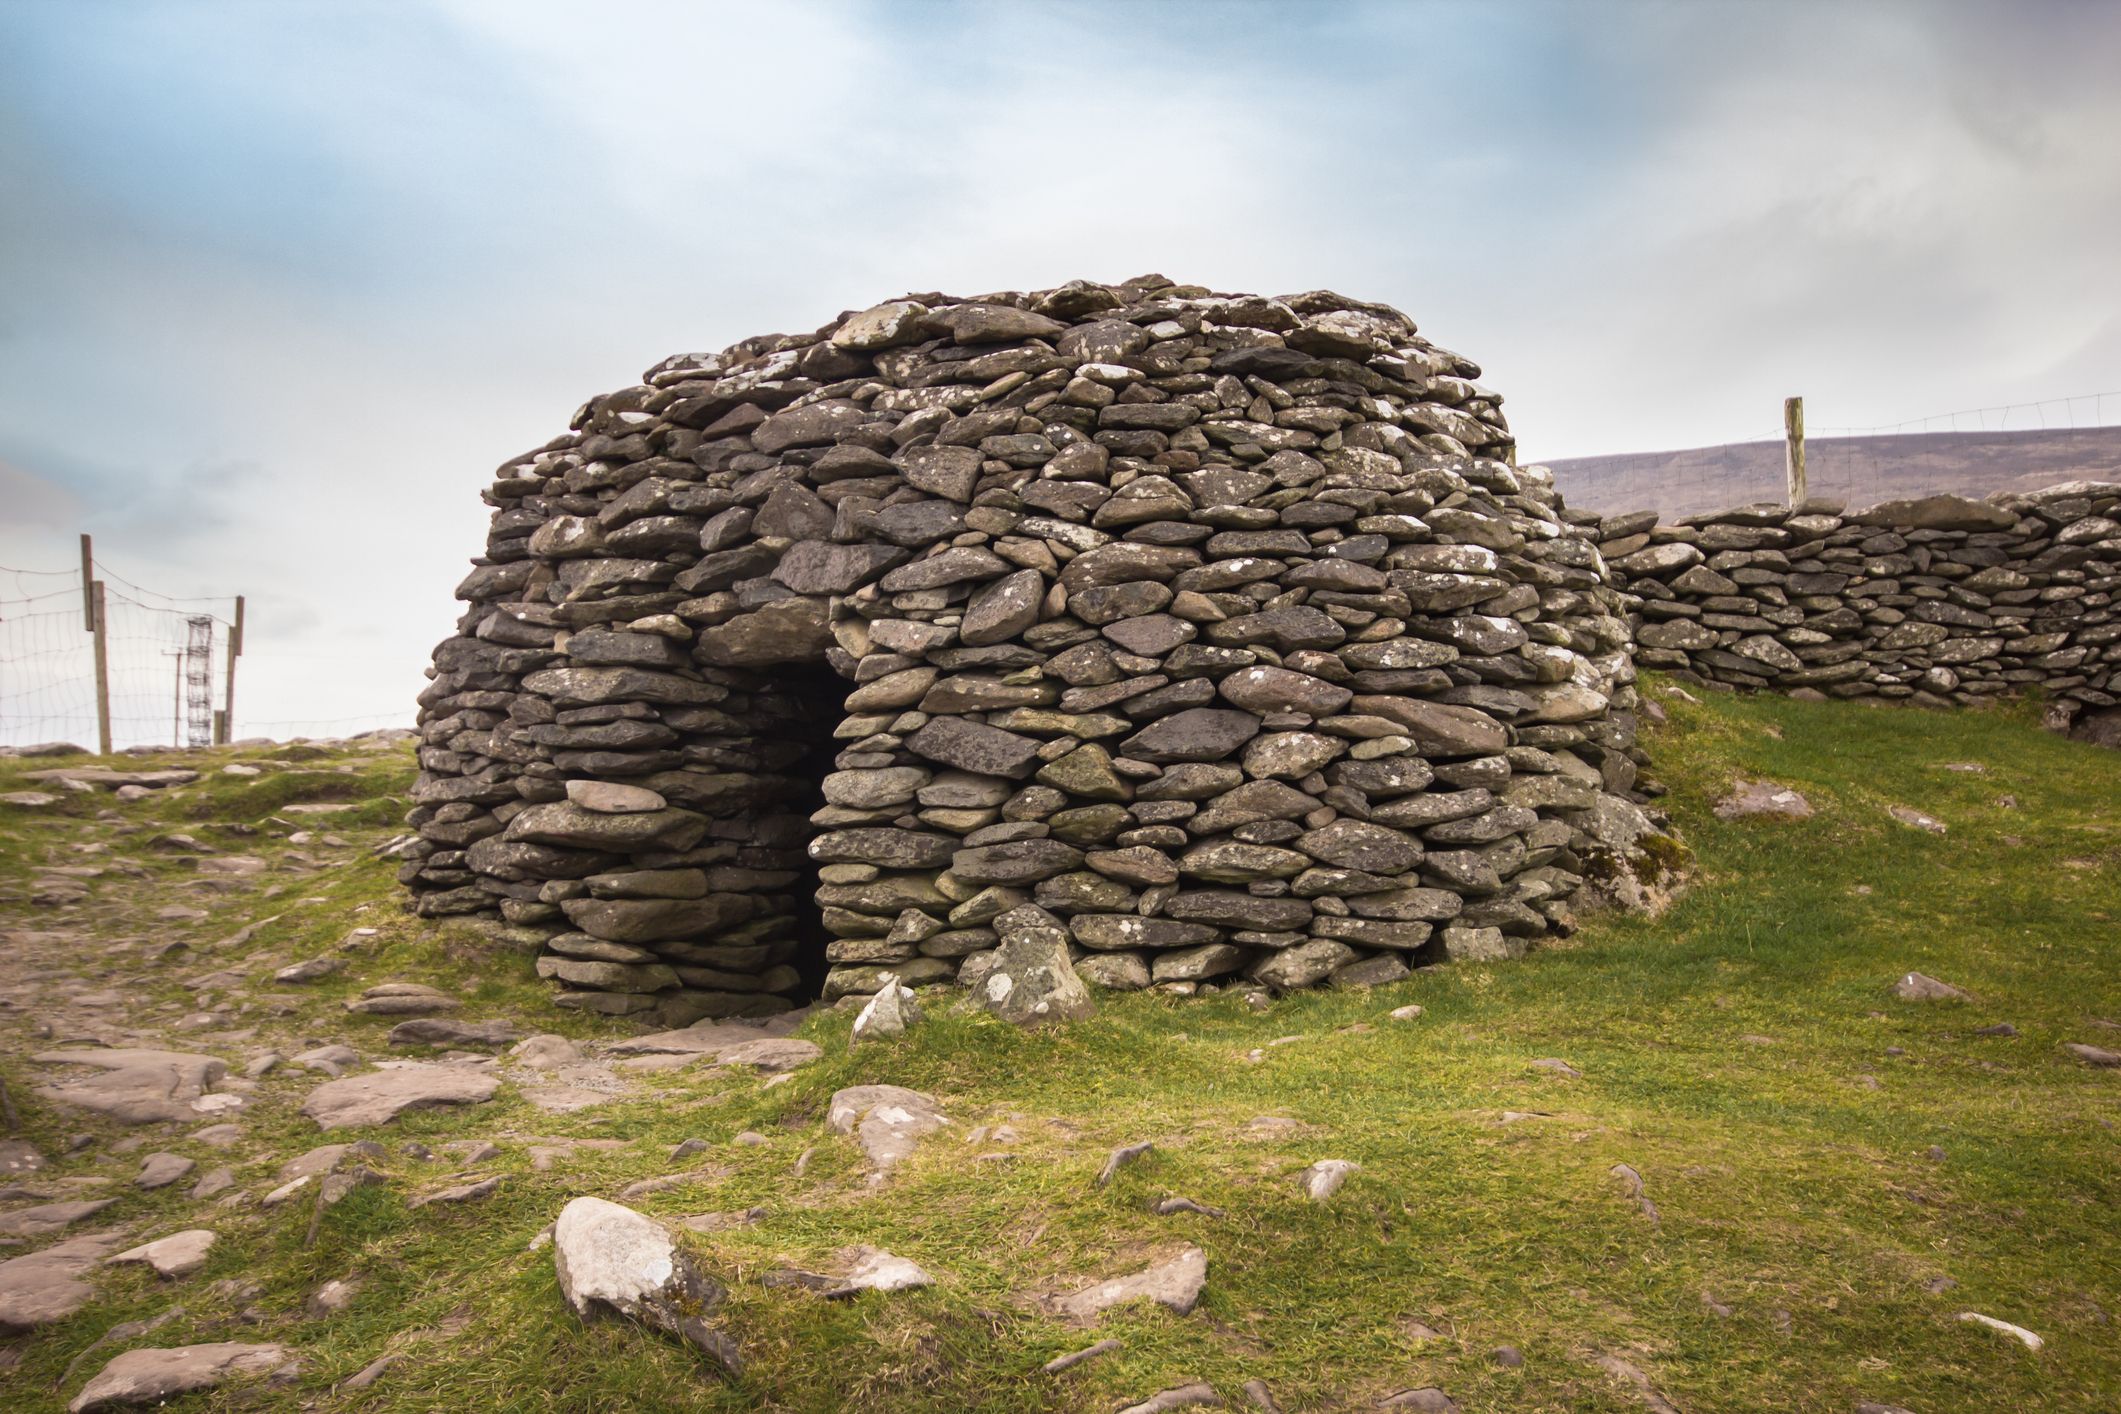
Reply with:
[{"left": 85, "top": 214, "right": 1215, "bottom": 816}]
[{"left": 402, "top": 276, "right": 1666, "bottom": 1027}]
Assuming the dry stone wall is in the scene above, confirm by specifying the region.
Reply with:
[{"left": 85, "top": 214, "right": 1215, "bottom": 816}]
[
  {"left": 1598, "top": 485, "right": 2121, "bottom": 743},
  {"left": 402, "top": 276, "right": 1675, "bottom": 1026}
]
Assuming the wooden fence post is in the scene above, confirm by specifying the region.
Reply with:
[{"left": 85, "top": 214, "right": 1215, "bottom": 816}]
[
  {"left": 78, "top": 534, "right": 96, "bottom": 631},
  {"left": 167, "top": 649, "right": 183, "bottom": 747},
  {"left": 90, "top": 580, "right": 112, "bottom": 757},
  {"left": 219, "top": 596, "right": 245, "bottom": 744},
  {"left": 1784, "top": 396, "right": 1807, "bottom": 508}
]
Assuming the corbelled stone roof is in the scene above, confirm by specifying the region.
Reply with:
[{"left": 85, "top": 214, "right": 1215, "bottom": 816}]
[{"left": 405, "top": 277, "right": 1672, "bottom": 1026}]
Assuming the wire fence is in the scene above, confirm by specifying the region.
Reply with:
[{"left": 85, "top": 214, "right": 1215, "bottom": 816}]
[
  {"left": 0, "top": 559, "right": 238, "bottom": 752},
  {"left": 1, "top": 553, "right": 414, "bottom": 753},
  {"left": 1542, "top": 391, "right": 2121, "bottom": 521}
]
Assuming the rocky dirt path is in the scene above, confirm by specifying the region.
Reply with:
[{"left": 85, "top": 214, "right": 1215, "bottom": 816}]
[
  {"left": 0, "top": 743, "right": 829, "bottom": 1408},
  {"left": 0, "top": 746, "right": 1287, "bottom": 1410}
]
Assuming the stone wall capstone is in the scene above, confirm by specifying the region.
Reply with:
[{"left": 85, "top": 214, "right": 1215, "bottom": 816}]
[
  {"left": 1596, "top": 485, "right": 2121, "bottom": 743},
  {"left": 401, "top": 276, "right": 1677, "bottom": 1025}
]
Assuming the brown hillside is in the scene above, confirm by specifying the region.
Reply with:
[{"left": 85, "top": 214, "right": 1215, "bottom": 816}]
[{"left": 1543, "top": 425, "right": 2121, "bottom": 520}]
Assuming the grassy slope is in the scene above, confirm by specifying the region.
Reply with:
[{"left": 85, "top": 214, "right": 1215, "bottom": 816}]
[{"left": 1, "top": 685, "right": 2117, "bottom": 1412}]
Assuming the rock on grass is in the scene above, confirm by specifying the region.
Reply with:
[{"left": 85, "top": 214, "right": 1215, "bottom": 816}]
[
  {"left": 31, "top": 1049, "right": 228, "bottom": 1124},
  {"left": 1895, "top": 972, "right": 1968, "bottom": 1002},
  {"left": 826, "top": 1085, "right": 949, "bottom": 1171},
  {"left": 553, "top": 1197, "right": 741, "bottom": 1375},
  {"left": 1957, "top": 1311, "right": 2044, "bottom": 1350},
  {"left": 1713, "top": 780, "right": 1812, "bottom": 820},
  {"left": 300, "top": 1065, "right": 499, "bottom": 1129},
  {"left": 0, "top": 1233, "right": 127, "bottom": 1329},
  {"left": 0, "top": 1200, "right": 116, "bottom": 1239},
  {"left": 1298, "top": 1159, "right": 1359, "bottom": 1201},
  {"left": 1050, "top": 1245, "right": 1207, "bottom": 1323},
  {"left": 68, "top": 1342, "right": 295, "bottom": 1412},
  {"left": 108, "top": 1230, "right": 216, "bottom": 1280}
]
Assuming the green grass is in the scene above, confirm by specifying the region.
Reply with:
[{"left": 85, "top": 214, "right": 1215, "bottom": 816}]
[{"left": 2, "top": 686, "right": 2118, "bottom": 1411}]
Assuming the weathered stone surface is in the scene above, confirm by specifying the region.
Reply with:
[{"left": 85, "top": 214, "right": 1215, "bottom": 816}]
[
  {"left": 826, "top": 1084, "right": 951, "bottom": 1168},
  {"left": 1347, "top": 698, "right": 1507, "bottom": 755},
  {"left": 1217, "top": 665, "right": 1353, "bottom": 717},
  {"left": 1850, "top": 494, "right": 2017, "bottom": 532},
  {"left": 1152, "top": 943, "right": 1247, "bottom": 981},
  {"left": 906, "top": 716, "right": 1044, "bottom": 779},
  {"left": 961, "top": 568, "right": 1045, "bottom": 645},
  {"left": 546, "top": 957, "right": 679, "bottom": 991},
  {"left": 927, "top": 302, "right": 1067, "bottom": 344},
  {"left": 0, "top": 1232, "right": 127, "bottom": 1328},
  {"left": 771, "top": 541, "right": 909, "bottom": 595},
  {"left": 1163, "top": 891, "right": 1310, "bottom": 933},
  {"left": 1714, "top": 780, "right": 1813, "bottom": 821},
  {"left": 1120, "top": 708, "right": 1263, "bottom": 763},
  {"left": 716, "top": 1038, "right": 821, "bottom": 1072},
  {"left": 1297, "top": 1158, "right": 1360, "bottom": 1201},
  {"left": 604, "top": 1016, "right": 806, "bottom": 1057},
  {"left": 345, "top": 982, "right": 459, "bottom": 1016},
  {"left": 1244, "top": 732, "right": 1345, "bottom": 779},
  {"left": 301, "top": 1066, "right": 500, "bottom": 1129},
  {"left": 1251, "top": 939, "right": 1358, "bottom": 989},
  {"left": 135, "top": 1152, "right": 195, "bottom": 1189},
  {"left": 554, "top": 1197, "right": 740, "bottom": 1374},
  {"left": 1331, "top": 952, "right": 1411, "bottom": 988},
  {"left": 953, "top": 838, "right": 1084, "bottom": 885},
  {"left": 69, "top": 1343, "right": 295, "bottom": 1412},
  {"left": 1441, "top": 925, "right": 1519, "bottom": 961},
  {"left": 1295, "top": 820, "right": 1422, "bottom": 874},
  {"left": 691, "top": 597, "right": 834, "bottom": 666},
  {"left": 33, "top": 1049, "right": 228, "bottom": 1124},
  {"left": 752, "top": 400, "right": 867, "bottom": 455},
  {"left": 852, "top": 979, "right": 922, "bottom": 1046},
  {"left": 387, "top": 1018, "right": 522, "bottom": 1048},
  {"left": 832, "top": 299, "right": 929, "bottom": 349},
  {"left": 1051, "top": 1246, "right": 1207, "bottom": 1323},
  {"left": 983, "top": 910, "right": 1096, "bottom": 1025},
  {"left": 1894, "top": 972, "right": 1967, "bottom": 1002},
  {"left": 0, "top": 1199, "right": 118, "bottom": 1239},
  {"left": 1037, "top": 743, "right": 1129, "bottom": 801},
  {"left": 21, "top": 766, "right": 198, "bottom": 791},
  {"left": 1071, "top": 914, "right": 1219, "bottom": 951},
  {"left": 832, "top": 1246, "right": 935, "bottom": 1294},
  {"left": 1076, "top": 952, "right": 1153, "bottom": 990},
  {"left": 809, "top": 828, "right": 958, "bottom": 870},
  {"left": 506, "top": 802, "right": 706, "bottom": 852},
  {"left": 1180, "top": 841, "right": 1310, "bottom": 882},
  {"left": 565, "top": 780, "right": 667, "bottom": 814},
  {"left": 521, "top": 667, "right": 720, "bottom": 708},
  {"left": 109, "top": 1229, "right": 217, "bottom": 1280}
]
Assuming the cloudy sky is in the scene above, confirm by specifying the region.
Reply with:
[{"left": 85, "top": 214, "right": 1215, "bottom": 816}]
[{"left": 2, "top": 0, "right": 2117, "bottom": 742}]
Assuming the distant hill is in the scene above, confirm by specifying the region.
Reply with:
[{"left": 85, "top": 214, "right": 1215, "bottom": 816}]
[{"left": 1540, "top": 425, "right": 2121, "bottom": 521}]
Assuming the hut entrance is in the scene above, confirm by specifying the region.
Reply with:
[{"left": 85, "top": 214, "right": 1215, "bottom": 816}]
[{"left": 765, "top": 662, "right": 851, "bottom": 1002}]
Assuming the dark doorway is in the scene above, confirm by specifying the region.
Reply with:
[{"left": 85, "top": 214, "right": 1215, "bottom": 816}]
[{"left": 753, "top": 662, "right": 849, "bottom": 1002}]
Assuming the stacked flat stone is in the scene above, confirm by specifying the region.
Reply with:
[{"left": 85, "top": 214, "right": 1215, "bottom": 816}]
[
  {"left": 1597, "top": 485, "right": 2121, "bottom": 740},
  {"left": 403, "top": 275, "right": 1663, "bottom": 1025}
]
